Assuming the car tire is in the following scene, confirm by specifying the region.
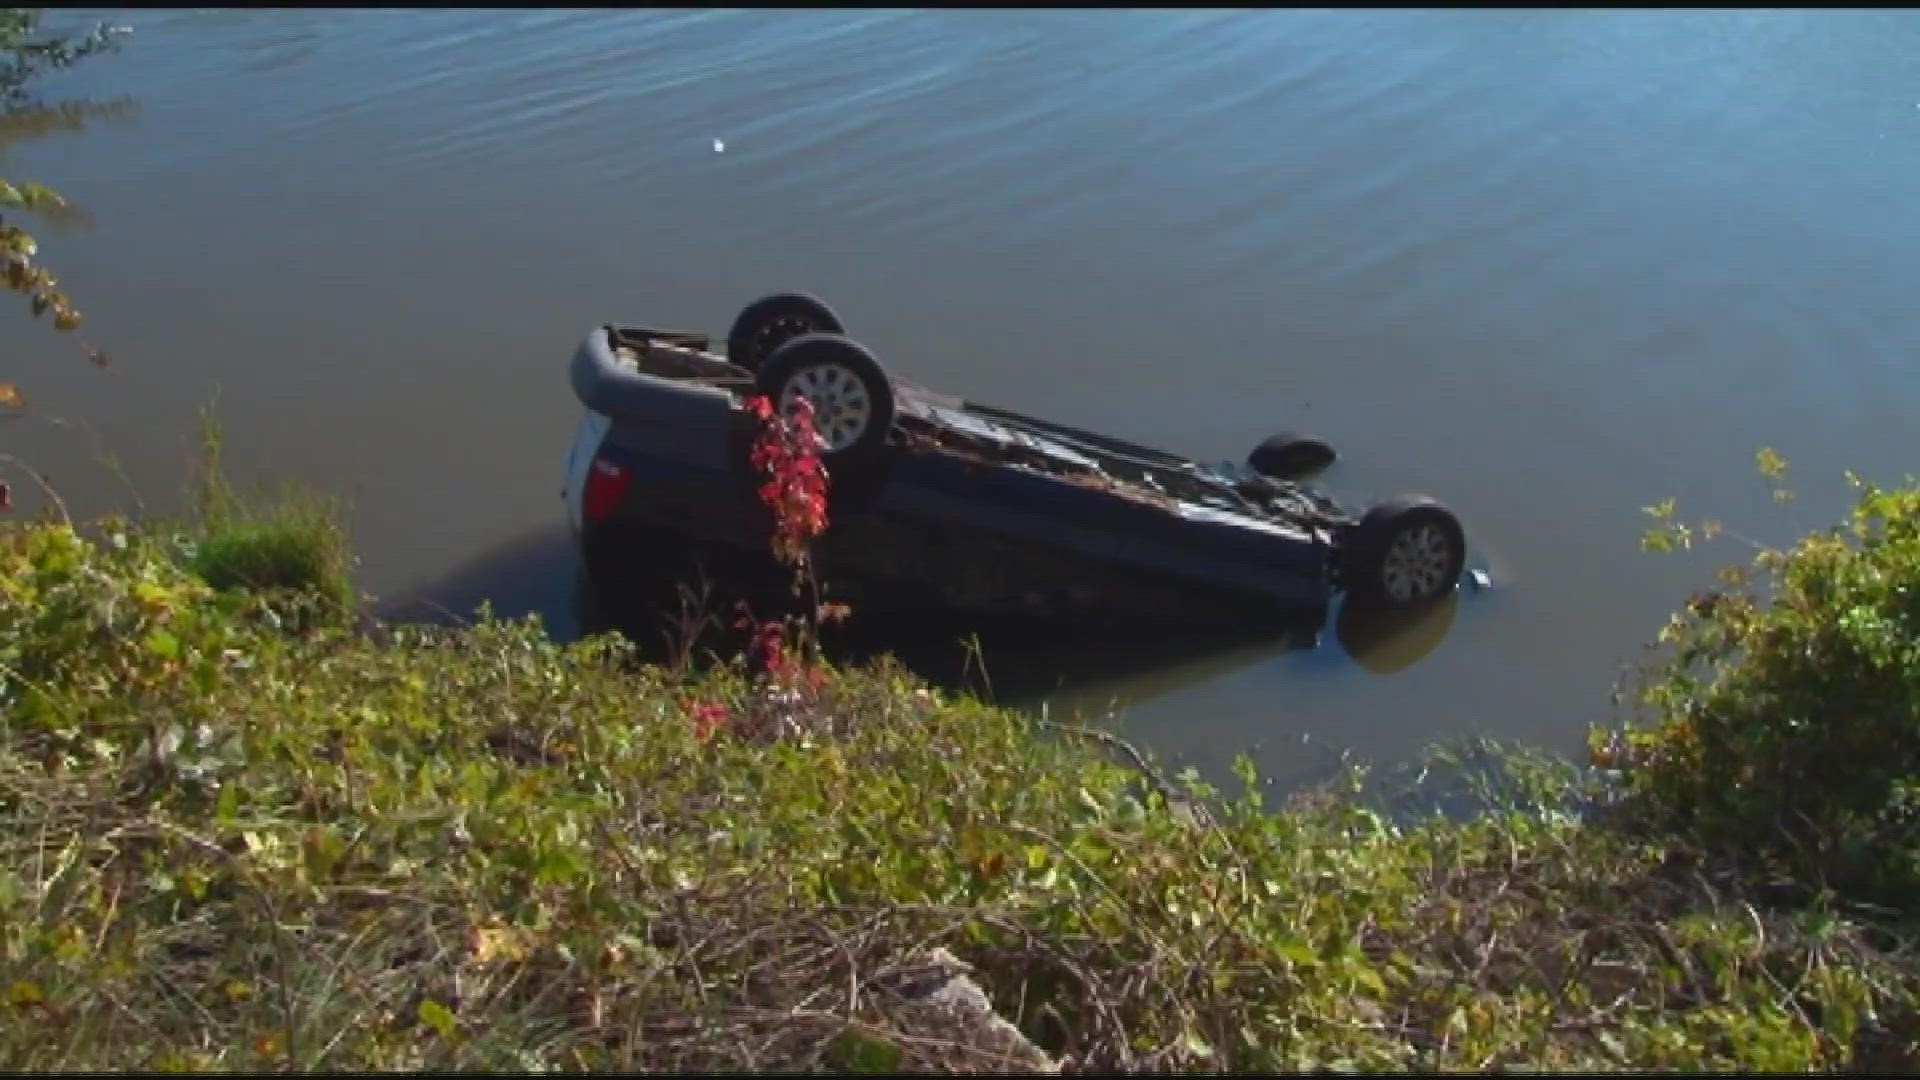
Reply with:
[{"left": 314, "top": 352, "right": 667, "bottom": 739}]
[
  {"left": 726, "top": 292, "right": 845, "bottom": 374},
  {"left": 1248, "top": 431, "right": 1336, "bottom": 481},
  {"left": 757, "top": 333, "right": 895, "bottom": 461},
  {"left": 748, "top": 332, "right": 898, "bottom": 518},
  {"left": 1343, "top": 495, "right": 1466, "bottom": 609}
]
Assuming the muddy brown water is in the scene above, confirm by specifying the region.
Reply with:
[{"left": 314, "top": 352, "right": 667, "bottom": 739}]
[{"left": 6, "top": 9, "right": 1919, "bottom": 790}]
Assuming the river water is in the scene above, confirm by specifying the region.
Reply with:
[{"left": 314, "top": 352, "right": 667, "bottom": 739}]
[{"left": 6, "top": 9, "right": 1919, "bottom": 788}]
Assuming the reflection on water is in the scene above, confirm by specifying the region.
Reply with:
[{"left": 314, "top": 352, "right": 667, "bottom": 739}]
[
  {"left": 1335, "top": 592, "right": 1458, "bottom": 676},
  {"left": 826, "top": 608, "right": 1324, "bottom": 711},
  {"left": 375, "top": 526, "right": 585, "bottom": 640},
  {"left": 378, "top": 527, "right": 1466, "bottom": 782}
]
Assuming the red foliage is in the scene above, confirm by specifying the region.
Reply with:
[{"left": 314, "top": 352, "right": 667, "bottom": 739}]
[
  {"left": 746, "top": 393, "right": 829, "bottom": 568},
  {"left": 744, "top": 617, "right": 788, "bottom": 677},
  {"left": 743, "top": 391, "right": 830, "bottom": 676},
  {"left": 709, "top": 392, "right": 853, "bottom": 742},
  {"left": 684, "top": 699, "right": 731, "bottom": 743}
]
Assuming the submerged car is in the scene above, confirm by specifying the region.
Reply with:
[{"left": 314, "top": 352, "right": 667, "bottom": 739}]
[{"left": 563, "top": 292, "right": 1469, "bottom": 630}]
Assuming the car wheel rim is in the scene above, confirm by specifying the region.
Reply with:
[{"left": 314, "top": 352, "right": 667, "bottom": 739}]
[
  {"left": 781, "top": 362, "right": 871, "bottom": 452},
  {"left": 1380, "top": 523, "right": 1455, "bottom": 602}
]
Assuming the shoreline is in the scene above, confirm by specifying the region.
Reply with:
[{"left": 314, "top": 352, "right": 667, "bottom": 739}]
[{"left": 0, "top": 502, "right": 1914, "bottom": 1071}]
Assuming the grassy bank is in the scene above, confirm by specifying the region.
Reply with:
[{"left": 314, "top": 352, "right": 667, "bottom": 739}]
[
  {"left": 6, "top": 9, "right": 1919, "bottom": 1070},
  {"left": 3, "top": 453, "right": 1920, "bottom": 1071}
]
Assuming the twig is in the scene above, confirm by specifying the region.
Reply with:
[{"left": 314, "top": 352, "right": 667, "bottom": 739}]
[
  {"left": 960, "top": 633, "right": 995, "bottom": 704},
  {"left": 0, "top": 451, "right": 70, "bottom": 528},
  {"left": 1036, "top": 718, "right": 1202, "bottom": 822},
  {"left": 40, "top": 411, "right": 146, "bottom": 517}
]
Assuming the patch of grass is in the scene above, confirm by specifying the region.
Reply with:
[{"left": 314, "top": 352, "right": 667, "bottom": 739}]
[
  {"left": 188, "top": 493, "right": 353, "bottom": 610},
  {"left": 185, "top": 398, "right": 354, "bottom": 613},
  {"left": 0, "top": 519, "right": 1916, "bottom": 1072}
]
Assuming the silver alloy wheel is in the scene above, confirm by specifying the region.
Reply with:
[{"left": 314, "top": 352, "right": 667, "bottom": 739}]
[
  {"left": 1379, "top": 523, "right": 1456, "bottom": 603},
  {"left": 780, "top": 362, "right": 872, "bottom": 452}
]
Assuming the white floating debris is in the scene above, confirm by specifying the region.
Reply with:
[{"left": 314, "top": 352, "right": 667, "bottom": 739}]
[
  {"left": 1470, "top": 568, "right": 1493, "bottom": 591},
  {"left": 712, "top": 138, "right": 725, "bottom": 153}
]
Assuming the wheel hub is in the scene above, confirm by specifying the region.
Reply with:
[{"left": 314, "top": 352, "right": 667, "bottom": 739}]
[
  {"left": 754, "top": 316, "right": 817, "bottom": 364},
  {"left": 1379, "top": 523, "right": 1455, "bottom": 603},
  {"left": 780, "top": 362, "right": 871, "bottom": 452}
]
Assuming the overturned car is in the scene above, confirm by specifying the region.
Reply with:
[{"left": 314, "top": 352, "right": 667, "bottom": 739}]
[{"left": 563, "top": 292, "right": 1469, "bottom": 630}]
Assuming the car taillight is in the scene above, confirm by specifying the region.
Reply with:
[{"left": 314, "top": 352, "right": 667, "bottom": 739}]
[{"left": 582, "top": 457, "right": 631, "bottom": 523}]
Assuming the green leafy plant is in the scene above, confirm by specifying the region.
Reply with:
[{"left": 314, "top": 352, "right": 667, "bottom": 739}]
[
  {"left": 0, "top": 513, "right": 1914, "bottom": 1071},
  {"left": 1606, "top": 453, "right": 1920, "bottom": 909}
]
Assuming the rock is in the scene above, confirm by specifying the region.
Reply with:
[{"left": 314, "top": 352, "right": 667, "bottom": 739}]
[{"left": 873, "top": 947, "right": 1058, "bottom": 1073}]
